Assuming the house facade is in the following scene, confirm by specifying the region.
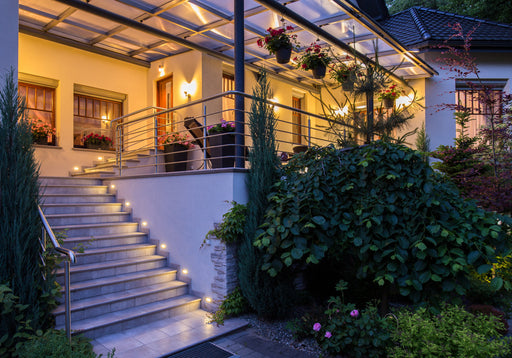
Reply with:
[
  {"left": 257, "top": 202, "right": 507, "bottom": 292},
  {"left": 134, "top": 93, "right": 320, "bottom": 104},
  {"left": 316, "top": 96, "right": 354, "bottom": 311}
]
[{"left": 2, "top": 1, "right": 512, "bottom": 340}]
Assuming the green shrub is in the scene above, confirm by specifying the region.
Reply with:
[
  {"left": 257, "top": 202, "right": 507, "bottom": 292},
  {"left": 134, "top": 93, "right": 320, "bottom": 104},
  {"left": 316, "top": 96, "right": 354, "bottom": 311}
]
[
  {"left": 208, "top": 287, "right": 249, "bottom": 326},
  {"left": 389, "top": 304, "right": 511, "bottom": 358},
  {"left": 0, "top": 284, "right": 33, "bottom": 357},
  {"left": 255, "top": 142, "right": 512, "bottom": 308},
  {"left": 15, "top": 329, "right": 115, "bottom": 358},
  {"left": 205, "top": 202, "right": 246, "bottom": 246}
]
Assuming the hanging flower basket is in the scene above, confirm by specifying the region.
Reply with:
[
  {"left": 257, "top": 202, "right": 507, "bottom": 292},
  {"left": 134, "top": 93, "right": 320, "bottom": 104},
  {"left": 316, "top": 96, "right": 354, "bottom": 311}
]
[
  {"left": 383, "top": 97, "right": 395, "bottom": 109},
  {"left": 312, "top": 64, "right": 327, "bottom": 79},
  {"left": 275, "top": 45, "right": 293, "bottom": 64}
]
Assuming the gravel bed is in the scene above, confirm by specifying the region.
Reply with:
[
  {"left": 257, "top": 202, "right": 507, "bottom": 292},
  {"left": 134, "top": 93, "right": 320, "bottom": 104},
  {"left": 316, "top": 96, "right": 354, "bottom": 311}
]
[{"left": 240, "top": 313, "right": 323, "bottom": 357}]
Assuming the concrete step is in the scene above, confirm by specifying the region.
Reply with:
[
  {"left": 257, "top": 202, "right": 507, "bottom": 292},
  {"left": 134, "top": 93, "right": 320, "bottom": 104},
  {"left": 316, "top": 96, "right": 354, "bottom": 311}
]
[
  {"left": 70, "top": 171, "right": 116, "bottom": 178},
  {"left": 41, "top": 203, "right": 124, "bottom": 215},
  {"left": 90, "top": 158, "right": 139, "bottom": 170},
  {"left": 40, "top": 177, "right": 102, "bottom": 186},
  {"left": 52, "top": 222, "right": 140, "bottom": 237},
  {"left": 68, "top": 268, "right": 177, "bottom": 301},
  {"left": 41, "top": 193, "right": 116, "bottom": 204},
  {"left": 61, "top": 232, "right": 148, "bottom": 250},
  {"left": 46, "top": 212, "right": 131, "bottom": 226},
  {"left": 41, "top": 185, "right": 108, "bottom": 195},
  {"left": 73, "top": 244, "right": 157, "bottom": 265},
  {"left": 54, "top": 281, "right": 189, "bottom": 326},
  {"left": 56, "top": 255, "right": 167, "bottom": 284},
  {"left": 58, "top": 295, "right": 201, "bottom": 339}
]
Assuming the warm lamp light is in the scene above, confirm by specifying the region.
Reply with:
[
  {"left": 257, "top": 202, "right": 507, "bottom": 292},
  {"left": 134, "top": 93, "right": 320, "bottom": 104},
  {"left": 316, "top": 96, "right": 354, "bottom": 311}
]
[
  {"left": 160, "top": 244, "right": 167, "bottom": 249},
  {"left": 396, "top": 93, "right": 415, "bottom": 109},
  {"left": 142, "top": 221, "right": 147, "bottom": 226},
  {"left": 73, "top": 166, "right": 79, "bottom": 171},
  {"left": 182, "top": 269, "right": 189, "bottom": 274},
  {"left": 125, "top": 201, "right": 130, "bottom": 206},
  {"left": 158, "top": 65, "right": 165, "bottom": 77},
  {"left": 181, "top": 81, "right": 197, "bottom": 99},
  {"left": 205, "top": 297, "right": 212, "bottom": 303}
]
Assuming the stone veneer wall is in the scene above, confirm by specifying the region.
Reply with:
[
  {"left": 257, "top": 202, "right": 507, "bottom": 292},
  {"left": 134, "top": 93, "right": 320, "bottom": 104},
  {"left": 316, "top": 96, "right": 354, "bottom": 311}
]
[{"left": 208, "top": 239, "right": 239, "bottom": 311}]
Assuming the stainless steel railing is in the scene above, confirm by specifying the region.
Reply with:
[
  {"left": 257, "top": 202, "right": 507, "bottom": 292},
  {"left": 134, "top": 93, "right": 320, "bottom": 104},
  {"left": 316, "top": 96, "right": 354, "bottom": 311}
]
[
  {"left": 38, "top": 206, "right": 76, "bottom": 343},
  {"left": 109, "top": 91, "right": 356, "bottom": 176}
]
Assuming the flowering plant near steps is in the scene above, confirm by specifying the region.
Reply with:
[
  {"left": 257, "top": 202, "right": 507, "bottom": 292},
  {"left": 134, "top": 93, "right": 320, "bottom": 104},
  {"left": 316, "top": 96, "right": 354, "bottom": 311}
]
[
  {"left": 158, "top": 132, "right": 194, "bottom": 149},
  {"left": 207, "top": 119, "right": 235, "bottom": 134},
  {"left": 257, "top": 26, "right": 298, "bottom": 54},
  {"left": 378, "top": 84, "right": 403, "bottom": 101},
  {"left": 294, "top": 43, "right": 333, "bottom": 71},
  {"left": 30, "top": 119, "right": 55, "bottom": 141},
  {"left": 311, "top": 281, "right": 393, "bottom": 357},
  {"left": 82, "top": 133, "right": 112, "bottom": 146},
  {"left": 330, "top": 60, "right": 362, "bottom": 83}
]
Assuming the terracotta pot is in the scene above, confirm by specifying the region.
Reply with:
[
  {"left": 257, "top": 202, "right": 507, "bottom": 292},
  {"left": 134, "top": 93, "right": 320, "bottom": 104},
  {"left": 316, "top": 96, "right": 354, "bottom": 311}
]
[
  {"left": 311, "top": 64, "right": 326, "bottom": 79},
  {"left": 164, "top": 143, "right": 188, "bottom": 172},
  {"left": 275, "top": 46, "right": 292, "bottom": 64},
  {"left": 383, "top": 97, "right": 395, "bottom": 109},
  {"left": 208, "top": 133, "right": 235, "bottom": 169}
]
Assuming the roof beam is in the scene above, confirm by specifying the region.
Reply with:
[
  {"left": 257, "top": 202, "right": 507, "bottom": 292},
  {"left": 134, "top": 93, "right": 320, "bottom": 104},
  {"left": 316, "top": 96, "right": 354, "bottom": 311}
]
[{"left": 42, "top": 7, "right": 77, "bottom": 31}]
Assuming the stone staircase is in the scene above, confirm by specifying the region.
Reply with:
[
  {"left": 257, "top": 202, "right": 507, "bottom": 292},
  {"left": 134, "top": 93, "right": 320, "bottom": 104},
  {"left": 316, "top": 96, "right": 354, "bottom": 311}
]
[{"left": 40, "top": 176, "right": 201, "bottom": 339}]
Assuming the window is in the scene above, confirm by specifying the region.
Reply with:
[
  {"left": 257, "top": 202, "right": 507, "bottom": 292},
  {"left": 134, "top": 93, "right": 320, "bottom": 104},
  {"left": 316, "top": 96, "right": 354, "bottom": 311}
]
[
  {"left": 19, "top": 82, "right": 56, "bottom": 144},
  {"left": 73, "top": 94, "right": 122, "bottom": 148},
  {"left": 222, "top": 73, "right": 235, "bottom": 123},
  {"left": 456, "top": 80, "right": 505, "bottom": 138},
  {"left": 292, "top": 95, "right": 304, "bottom": 144}
]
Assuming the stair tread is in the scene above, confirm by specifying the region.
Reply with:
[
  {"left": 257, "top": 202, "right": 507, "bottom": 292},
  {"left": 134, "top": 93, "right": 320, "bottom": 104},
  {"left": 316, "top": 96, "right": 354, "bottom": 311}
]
[
  {"left": 41, "top": 184, "right": 108, "bottom": 188},
  {"left": 56, "top": 295, "right": 200, "bottom": 332},
  {"left": 70, "top": 267, "right": 176, "bottom": 291},
  {"left": 41, "top": 203, "right": 122, "bottom": 207},
  {"left": 57, "top": 255, "right": 165, "bottom": 275},
  {"left": 76, "top": 243, "right": 156, "bottom": 256},
  {"left": 41, "top": 193, "right": 114, "bottom": 197},
  {"left": 52, "top": 222, "right": 138, "bottom": 230},
  {"left": 63, "top": 232, "right": 147, "bottom": 242},
  {"left": 53, "top": 281, "right": 188, "bottom": 314},
  {"left": 45, "top": 211, "right": 130, "bottom": 218}
]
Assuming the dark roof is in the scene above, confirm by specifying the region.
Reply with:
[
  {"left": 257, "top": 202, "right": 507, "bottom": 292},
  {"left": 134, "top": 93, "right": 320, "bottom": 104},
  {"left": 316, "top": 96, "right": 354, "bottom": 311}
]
[{"left": 380, "top": 7, "right": 512, "bottom": 49}]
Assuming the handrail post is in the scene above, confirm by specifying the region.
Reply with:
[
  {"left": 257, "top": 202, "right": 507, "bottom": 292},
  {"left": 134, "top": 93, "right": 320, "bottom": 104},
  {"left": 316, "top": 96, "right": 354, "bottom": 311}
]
[
  {"left": 203, "top": 105, "right": 208, "bottom": 170},
  {"left": 117, "top": 125, "right": 123, "bottom": 176},
  {"left": 154, "top": 115, "right": 159, "bottom": 173},
  {"left": 308, "top": 116, "right": 311, "bottom": 147},
  {"left": 64, "top": 260, "right": 71, "bottom": 344}
]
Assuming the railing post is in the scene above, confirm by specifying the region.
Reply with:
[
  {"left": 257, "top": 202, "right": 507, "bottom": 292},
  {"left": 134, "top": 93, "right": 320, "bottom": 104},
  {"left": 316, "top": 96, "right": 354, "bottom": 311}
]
[
  {"left": 308, "top": 116, "right": 311, "bottom": 147},
  {"left": 117, "top": 125, "right": 123, "bottom": 176},
  {"left": 64, "top": 260, "right": 71, "bottom": 344},
  {"left": 234, "top": 0, "right": 245, "bottom": 168},
  {"left": 203, "top": 105, "right": 208, "bottom": 170},
  {"left": 154, "top": 115, "right": 159, "bottom": 173}
]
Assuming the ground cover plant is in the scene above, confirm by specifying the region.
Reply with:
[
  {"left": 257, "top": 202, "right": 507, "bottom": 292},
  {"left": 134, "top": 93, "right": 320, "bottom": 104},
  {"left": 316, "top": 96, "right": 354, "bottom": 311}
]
[{"left": 255, "top": 142, "right": 512, "bottom": 310}]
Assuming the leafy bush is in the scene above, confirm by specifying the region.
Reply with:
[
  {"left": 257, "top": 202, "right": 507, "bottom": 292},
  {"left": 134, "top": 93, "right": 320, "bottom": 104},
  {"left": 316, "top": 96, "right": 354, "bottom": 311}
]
[
  {"left": 205, "top": 202, "right": 247, "bottom": 245},
  {"left": 15, "top": 329, "right": 115, "bottom": 358},
  {"left": 311, "top": 282, "right": 394, "bottom": 357},
  {"left": 389, "top": 304, "right": 511, "bottom": 358},
  {"left": 207, "top": 287, "right": 250, "bottom": 326},
  {"left": 255, "top": 142, "right": 512, "bottom": 307},
  {"left": 0, "top": 284, "right": 33, "bottom": 357}
]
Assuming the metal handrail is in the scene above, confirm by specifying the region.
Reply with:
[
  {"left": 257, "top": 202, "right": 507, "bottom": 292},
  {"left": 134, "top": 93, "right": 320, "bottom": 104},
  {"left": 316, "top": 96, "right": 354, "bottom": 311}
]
[{"left": 38, "top": 206, "right": 76, "bottom": 343}]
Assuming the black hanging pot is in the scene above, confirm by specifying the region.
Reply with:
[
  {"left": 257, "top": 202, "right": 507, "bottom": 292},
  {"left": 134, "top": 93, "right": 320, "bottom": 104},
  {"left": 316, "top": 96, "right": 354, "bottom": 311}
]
[
  {"left": 311, "top": 64, "right": 326, "bottom": 79},
  {"left": 275, "top": 45, "right": 292, "bottom": 64},
  {"left": 383, "top": 98, "right": 395, "bottom": 109}
]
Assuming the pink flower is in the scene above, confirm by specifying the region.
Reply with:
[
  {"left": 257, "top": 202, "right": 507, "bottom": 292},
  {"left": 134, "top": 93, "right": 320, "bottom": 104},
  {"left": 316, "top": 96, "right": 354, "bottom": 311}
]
[
  {"left": 325, "top": 331, "right": 332, "bottom": 338},
  {"left": 350, "top": 309, "right": 359, "bottom": 318},
  {"left": 313, "top": 322, "right": 321, "bottom": 331}
]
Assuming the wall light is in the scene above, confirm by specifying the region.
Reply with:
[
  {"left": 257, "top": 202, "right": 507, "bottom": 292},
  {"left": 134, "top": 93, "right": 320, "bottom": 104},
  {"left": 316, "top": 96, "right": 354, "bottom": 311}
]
[
  {"left": 181, "top": 81, "right": 197, "bottom": 99},
  {"left": 160, "top": 244, "right": 167, "bottom": 249},
  {"left": 158, "top": 65, "right": 165, "bottom": 77},
  {"left": 142, "top": 221, "right": 147, "bottom": 227},
  {"left": 73, "top": 166, "right": 80, "bottom": 171},
  {"left": 182, "top": 268, "right": 189, "bottom": 275},
  {"left": 334, "top": 106, "right": 348, "bottom": 117},
  {"left": 395, "top": 93, "right": 415, "bottom": 109}
]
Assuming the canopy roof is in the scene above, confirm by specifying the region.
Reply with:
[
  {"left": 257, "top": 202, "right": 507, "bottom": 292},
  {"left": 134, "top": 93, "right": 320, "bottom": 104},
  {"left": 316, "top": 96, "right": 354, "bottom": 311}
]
[{"left": 19, "top": 0, "right": 437, "bottom": 85}]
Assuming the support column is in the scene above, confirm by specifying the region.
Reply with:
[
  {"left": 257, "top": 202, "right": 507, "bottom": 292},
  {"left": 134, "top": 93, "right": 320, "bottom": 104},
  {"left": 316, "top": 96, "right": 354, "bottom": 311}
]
[
  {"left": 0, "top": 1, "right": 18, "bottom": 78},
  {"left": 234, "top": 0, "right": 245, "bottom": 168}
]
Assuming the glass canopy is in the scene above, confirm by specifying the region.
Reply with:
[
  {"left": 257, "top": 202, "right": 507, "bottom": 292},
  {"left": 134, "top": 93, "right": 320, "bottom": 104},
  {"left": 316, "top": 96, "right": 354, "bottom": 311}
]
[{"left": 19, "top": 0, "right": 437, "bottom": 86}]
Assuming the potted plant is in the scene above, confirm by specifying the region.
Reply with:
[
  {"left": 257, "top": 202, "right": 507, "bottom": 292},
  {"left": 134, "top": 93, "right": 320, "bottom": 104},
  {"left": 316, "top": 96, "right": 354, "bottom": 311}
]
[
  {"left": 30, "top": 119, "right": 55, "bottom": 145},
  {"left": 82, "top": 133, "right": 113, "bottom": 150},
  {"left": 257, "top": 26, "right": 299, "bottom": 64},
  {"left": 378, "top": 84, "right": 403, "bottom": 108},
  {"left": 295, "top": 43, "right": 333, "bottom": 79},
  {"left": 330, "top": 60, "right": 361, "bottom": 91},
  {"left": 158, "top": 132, "right": 194, "bottom": 172},
  {"left": 207, "top": 119, "right": 235, "bottom": 168}
]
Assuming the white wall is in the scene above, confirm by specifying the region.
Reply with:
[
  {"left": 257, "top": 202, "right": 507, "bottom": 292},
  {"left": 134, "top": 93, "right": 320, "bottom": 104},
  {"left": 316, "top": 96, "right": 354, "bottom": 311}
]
[
  {"left": 0, "top": 1, "right": 18, "bottom": 77},
  {"left": 108, "top": 171, "right": 248, "bottom": 299},
  {"left": 19, "top": 34, "right": 148, "bottom": 176}
]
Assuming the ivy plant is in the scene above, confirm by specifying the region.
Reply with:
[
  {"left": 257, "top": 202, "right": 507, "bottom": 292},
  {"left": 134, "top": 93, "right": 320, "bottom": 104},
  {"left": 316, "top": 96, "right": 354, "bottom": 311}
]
[{"left": 254, "top": 142, "right": 512, "bottom": 306}]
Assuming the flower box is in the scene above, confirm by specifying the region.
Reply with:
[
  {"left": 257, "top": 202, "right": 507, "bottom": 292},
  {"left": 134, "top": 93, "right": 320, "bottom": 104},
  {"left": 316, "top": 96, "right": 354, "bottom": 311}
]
[
  {"left": 208, "top": 133, "right": 235, "bottom": 169},
  {"left": 164, "top": 143, "right": 188, "bottom": 172}
]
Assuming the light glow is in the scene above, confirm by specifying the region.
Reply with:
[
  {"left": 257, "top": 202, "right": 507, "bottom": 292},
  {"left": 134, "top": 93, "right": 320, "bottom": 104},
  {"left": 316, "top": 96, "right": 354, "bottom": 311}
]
[
  {"left": 158, "top": 65, "right": 165, "bottom": 77},
  {"left": 73, "top": 166, "right": 79, "bottom": 171},
  {"left": 182, "top": 269, "right": 189, "bottom": 274},
  {"left": 395, "top": 93, "right": 415, "bottom": 109},
  {"left": 160, "top": 244, "right": 167, "bottom": 249},
  {"left": 110, "top": 184, "right": 115, "bottom": 189},
  {"left": 125, "top": 201, "right": 130, "bottom": 206},
  {"left": 205, "top": 297, "right": 212, "bottom": 303},
  {"left": 142, "top": 221, "right": 147, "bottom": 226},
  {"left": 181, "top": 81, "right": 197, "bottom": 98}
]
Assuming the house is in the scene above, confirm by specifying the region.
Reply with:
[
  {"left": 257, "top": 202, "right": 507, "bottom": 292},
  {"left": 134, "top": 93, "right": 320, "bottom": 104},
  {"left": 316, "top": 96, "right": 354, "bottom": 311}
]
[{"left": 2, "top": 0, "right": 512, "bottom": 354}]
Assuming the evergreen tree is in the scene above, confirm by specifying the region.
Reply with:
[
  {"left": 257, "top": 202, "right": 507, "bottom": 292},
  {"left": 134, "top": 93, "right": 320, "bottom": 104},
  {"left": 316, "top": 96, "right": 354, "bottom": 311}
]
[
  {"left": 238, "top": 71, "right": 294, "bottom": 319},
  {"left": 0, "top": 70, "right": 55, "bottom": 342}
]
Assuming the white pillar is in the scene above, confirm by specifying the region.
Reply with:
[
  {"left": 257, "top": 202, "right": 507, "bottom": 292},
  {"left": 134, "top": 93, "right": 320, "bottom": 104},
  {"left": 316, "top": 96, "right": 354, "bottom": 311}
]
[{"left": 0, "top": 1, "right": 19, "bottom": 77}]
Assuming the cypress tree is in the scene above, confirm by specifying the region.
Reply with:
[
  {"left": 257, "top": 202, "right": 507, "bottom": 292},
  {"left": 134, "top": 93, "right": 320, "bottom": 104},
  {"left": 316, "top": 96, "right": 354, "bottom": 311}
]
[
  {"left": 238, "top": 70, "right": 294, "bottom": 319},
  {"left": 0, "top": 70, "right": 55, "bottom": 340}
]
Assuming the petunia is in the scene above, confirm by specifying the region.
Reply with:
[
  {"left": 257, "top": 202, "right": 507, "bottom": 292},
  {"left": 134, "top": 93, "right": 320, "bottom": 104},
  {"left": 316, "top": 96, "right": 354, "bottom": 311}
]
[
  {"left": 325, "top": 331, "right": 332, "bottom": 338},
  {"left": 350, "top": 309, "right": 359, "bottom": 318},
  {"left": 313, "top": 322, "right": 321, "bottom": 331}
]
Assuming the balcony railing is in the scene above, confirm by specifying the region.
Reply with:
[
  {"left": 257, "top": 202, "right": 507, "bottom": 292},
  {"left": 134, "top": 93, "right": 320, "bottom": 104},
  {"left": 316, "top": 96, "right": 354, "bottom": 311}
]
[{"left": 109, "top": 91, "right": 356, "bottom": 176}]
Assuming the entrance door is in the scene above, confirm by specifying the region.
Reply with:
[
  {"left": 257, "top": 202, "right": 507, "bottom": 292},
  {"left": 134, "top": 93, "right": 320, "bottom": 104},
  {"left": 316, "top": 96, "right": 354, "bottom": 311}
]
[{"left": 157, "top": 76, "right": 173, "bottom": 142}]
